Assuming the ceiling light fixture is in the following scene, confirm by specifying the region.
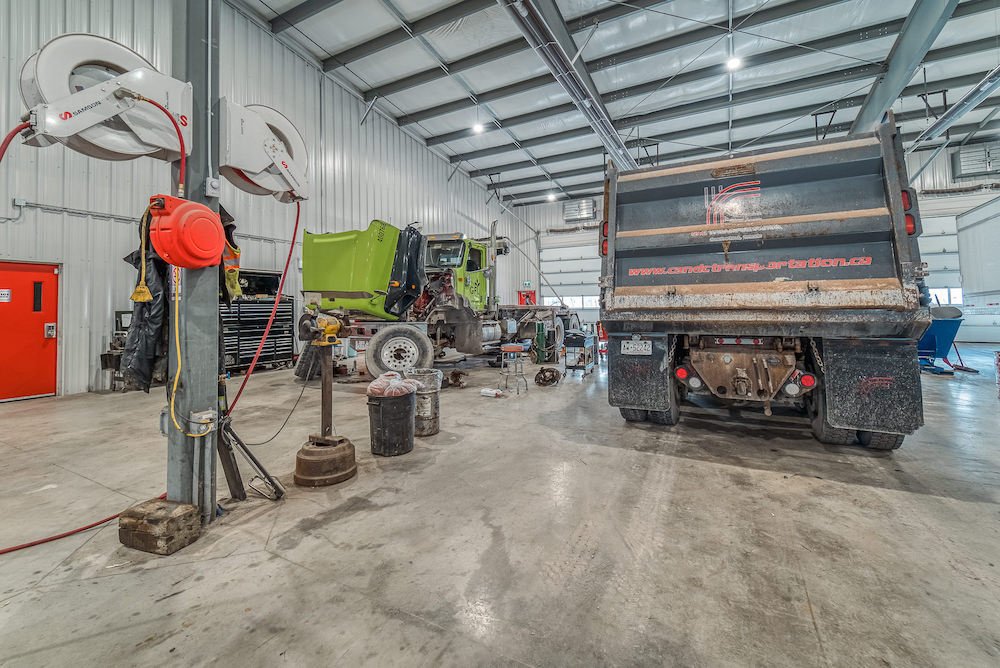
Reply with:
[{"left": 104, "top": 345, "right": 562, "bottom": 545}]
[
  {"left": 547, "top": 193, "right": 557, "bottom": 201},
  {"left": 726, "top": 56, "right": 742, "bottom": 71}
]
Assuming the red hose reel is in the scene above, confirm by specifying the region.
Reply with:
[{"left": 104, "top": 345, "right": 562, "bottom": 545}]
[{"left": 148, "top": 195, "right": 225, "bottom": 269}]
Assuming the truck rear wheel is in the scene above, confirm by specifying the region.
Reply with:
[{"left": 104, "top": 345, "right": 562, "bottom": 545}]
[
  {"left": 365, "top": 324, "right": 435, "bottom": 376},
  {"left": 647, "top": 375, "right": 681, "bottom": 426},
  {"left": 857, "top": 431, "right": 904, "bottom": 450},
  {"left": 809, "top": 387, "right": 856, "bottom": 445},
  {"left": 619, "top": 408, "right": 648, "bottom": 422}
]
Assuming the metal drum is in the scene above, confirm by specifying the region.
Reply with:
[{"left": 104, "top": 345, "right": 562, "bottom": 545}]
[{"left": 405, "top": 368, "right": 443, "bottom": 437}]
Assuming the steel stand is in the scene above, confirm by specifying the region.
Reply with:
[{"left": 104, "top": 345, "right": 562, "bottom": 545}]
[{"left": 294, "top": 342, "right": 358, "bottom": 487}]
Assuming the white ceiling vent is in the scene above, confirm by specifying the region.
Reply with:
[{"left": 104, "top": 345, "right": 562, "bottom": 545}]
[
  {"left": 953, "top": 141, "right": 1000, "bottom": 178},
  {"left": 563, "top": 198, "right": 596, "bottom": 222}
]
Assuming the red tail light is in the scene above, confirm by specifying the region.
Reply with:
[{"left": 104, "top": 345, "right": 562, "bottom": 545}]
[
  {"left": 602, "top": 221, "right": 608, "bottom": 237},
  {"left": 601, "top": 239, "right": 608, "bottom": 256},
  {"left": 799, "top": 373, "right": 816, "bottom": 388},
  {"left": 675, "top": 367, "right": 689, "bottom": 380},
  {"left": 905, "top": 214, "right": 916, "bottom": 235},
  {"left": 901, "top": 190, "right": 911, "bottom": 211}
]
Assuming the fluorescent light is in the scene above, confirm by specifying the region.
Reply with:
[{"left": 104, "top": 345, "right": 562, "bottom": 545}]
[
  {"left": 547, "top": 193, "right": 556, "bottom": 202},
  {"left": 726, "top": 56, "right": 742, "bottom": 71},
  {"left": 472, "top": 123, "right": 485, "bottom": 134}
]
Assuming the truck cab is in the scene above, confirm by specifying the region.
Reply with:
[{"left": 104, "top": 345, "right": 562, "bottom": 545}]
[{"left": 421, "top": 234, "right": 491, "bottom": 314}]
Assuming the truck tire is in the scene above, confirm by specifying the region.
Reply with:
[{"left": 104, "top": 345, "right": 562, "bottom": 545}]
[
  {"left": 365, "top": 325, "right": 434, "bottom": 376},
  {"left": 647, "top": 375, "right": 681, "bottom": 426},
  {"left": 619, "top": 408, "right": 648, "bottom": 422},
  {"left": 809, "top": 387, "right": 856, "bottom": 445},
  {"left": 857, "top": 431, "right": 904, "bottom": 450}
]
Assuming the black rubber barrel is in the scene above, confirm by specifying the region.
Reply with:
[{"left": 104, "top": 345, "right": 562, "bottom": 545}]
[{"left": 367, "top": 393, "right": 416, "bottom": 456}]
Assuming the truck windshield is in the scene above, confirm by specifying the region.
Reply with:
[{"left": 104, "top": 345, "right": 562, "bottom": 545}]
[{"left": 426, "top": 241, "right": 465, "bottom": 268}]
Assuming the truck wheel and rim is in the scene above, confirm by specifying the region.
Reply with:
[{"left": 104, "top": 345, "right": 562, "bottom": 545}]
[
  {"left": 365, "top": 325, "right": 435, "bottom": 376},
  {"left": 619, "top": 408, "right": 648, "bottom": 422},
  {"left": 857, "top": 431, "right": 905, "bottom": 450}
]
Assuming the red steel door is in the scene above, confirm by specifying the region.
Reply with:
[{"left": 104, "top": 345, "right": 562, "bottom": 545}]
[{"left": 0, "top": 262, "right": 59, "bottom": 401}]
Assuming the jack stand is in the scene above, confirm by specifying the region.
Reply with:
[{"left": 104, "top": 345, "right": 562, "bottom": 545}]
[
  {"left": 294, "top": 340, "right": 357, "bottom": 487},
  {"left": 217, "top": 377, "right": 286, "bottom": 501}
]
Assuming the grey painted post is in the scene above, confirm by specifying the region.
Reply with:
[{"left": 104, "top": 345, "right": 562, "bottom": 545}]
[{"left": 168, "top": 0, "right": 221, "bottom": 524}]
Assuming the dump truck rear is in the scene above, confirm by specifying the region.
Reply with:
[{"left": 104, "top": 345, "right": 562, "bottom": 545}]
[{"left": 599, "top": 119, "right": 930, "bottom": 449}]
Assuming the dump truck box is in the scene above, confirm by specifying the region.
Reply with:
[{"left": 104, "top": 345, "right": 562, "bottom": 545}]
[{"left": 599, "top": 119, "right": 931, "bottom": 443}]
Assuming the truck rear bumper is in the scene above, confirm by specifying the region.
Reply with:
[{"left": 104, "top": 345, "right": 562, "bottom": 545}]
[{"left": 601, "top": 308, "right": 930, "bottom": 340}]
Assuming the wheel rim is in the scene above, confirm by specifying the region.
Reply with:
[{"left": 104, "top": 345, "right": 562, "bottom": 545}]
[{"left": 380, "top": 336, "right": 420, "bottom": 371}]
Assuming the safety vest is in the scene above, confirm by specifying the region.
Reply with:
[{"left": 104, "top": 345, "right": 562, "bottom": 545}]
[{"left": 222, "top": 238, "right": 242, "bottom": 299}]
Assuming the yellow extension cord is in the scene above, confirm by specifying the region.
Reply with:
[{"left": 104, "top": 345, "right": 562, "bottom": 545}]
[{"left": 170, "top": 266, "right": 208, "bottom": 438}]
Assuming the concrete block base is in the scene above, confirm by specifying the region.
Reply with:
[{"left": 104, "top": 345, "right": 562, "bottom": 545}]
[{"left": 118, "top": 498, "right": 201, "bottom": 555}]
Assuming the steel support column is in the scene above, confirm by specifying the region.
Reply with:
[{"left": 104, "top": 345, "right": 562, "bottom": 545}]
[
  {"left": 170, "top": 0, "right": 221, "bottom": 524},
  {"left": 850, "top": 0, "right": 960, "bottom": 134}
]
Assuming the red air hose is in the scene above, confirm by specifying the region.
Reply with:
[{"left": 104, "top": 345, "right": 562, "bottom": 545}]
[
  {"left": 0, "top": 122, "right": 30, "bottom": 165},
  {"left": 0, "top": 493, "right": 167, "bottom": 556},
  {"left": 228, "top": 200, "right": 302, "bottom": 414},
  {"left": 138, "top": 97, "right": 186, "bottom": 196}
]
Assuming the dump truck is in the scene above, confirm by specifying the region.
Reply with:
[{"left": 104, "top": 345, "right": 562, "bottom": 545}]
[
  {"left": 302, "top": 221, "right": 577, "bottom": 375},
  {"left": 599, "top": 118, "right": 930, "bottom": 450}
]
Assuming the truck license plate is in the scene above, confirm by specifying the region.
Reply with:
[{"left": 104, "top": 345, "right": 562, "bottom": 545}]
[{"left": 621, "top": 339, "right": 652, "bottom": 355}]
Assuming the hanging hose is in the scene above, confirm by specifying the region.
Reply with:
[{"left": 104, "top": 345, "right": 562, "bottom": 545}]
[
  {"left": 228, "top": 200, "right": 302, "bottom": 415},
  {"left": 136, "top": 96, "right": 186, "bottom": 197},
  {"left": 0, "top": 122, "right": 30, "bottom": 166}
]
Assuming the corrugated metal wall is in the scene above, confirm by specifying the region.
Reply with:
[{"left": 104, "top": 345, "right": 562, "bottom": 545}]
[{"left": 0, "top": 0, "right": 530, "bottom": 395}]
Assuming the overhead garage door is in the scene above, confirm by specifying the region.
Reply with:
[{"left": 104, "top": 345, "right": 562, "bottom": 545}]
[{"left": 539, "top": 229, "right": 601, "bottom": 324}]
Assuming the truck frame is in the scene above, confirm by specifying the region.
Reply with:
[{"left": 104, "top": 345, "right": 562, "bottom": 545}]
[{"left": 599, "top": 117, "right": 930, "bottom": 450}]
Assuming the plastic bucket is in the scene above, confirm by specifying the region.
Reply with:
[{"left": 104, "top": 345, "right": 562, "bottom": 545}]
[
  {"left": 405, "top": 368, "right": 443, "bottom": 437},
  {"left": 367, "top": 393, "right": 415, "bottom": 456}
]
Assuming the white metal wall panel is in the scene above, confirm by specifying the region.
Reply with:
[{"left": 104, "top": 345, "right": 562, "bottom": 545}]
[
  {"left": 0, "top": 0, "right": 176, "bottom": 396},
  {"left": 1, "top": 0, "right": 525, "bottom": 395}
]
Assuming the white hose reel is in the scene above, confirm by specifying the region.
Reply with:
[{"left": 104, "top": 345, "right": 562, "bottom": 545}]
[
  {"left": 19, "top": 33, "right": 192, "bottom": 162},
  {"left": 17, "top": 33, "right": 309, "bottom": 202}
]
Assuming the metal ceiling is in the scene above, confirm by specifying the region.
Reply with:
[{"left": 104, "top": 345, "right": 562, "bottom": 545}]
[{"left": 245, "top": 0, "right": 1000, "bottom": 205}]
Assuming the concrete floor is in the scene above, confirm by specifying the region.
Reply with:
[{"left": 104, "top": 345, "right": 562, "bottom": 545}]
[{"left": 1, "top": 347, "right": 999, "bottom": 666}]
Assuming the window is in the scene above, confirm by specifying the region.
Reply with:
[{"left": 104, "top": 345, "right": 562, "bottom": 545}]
[
  {"left": 426, "top": 240, "right": 465, "bottom": 267},
  {"left": 583, "top": 295, "right": 600, "bottom": 308},
  {"left": 929, "top": 287, "right": 964, "bottom": 305},
  {"left": 563, "top": 296, "right": 583, "bottom": 309},
  {"left": 543, "top": 297, "right": 561, "bottom": 307},
  {"left": 467, "top": 247, "right": 484, "bottom": 272}
]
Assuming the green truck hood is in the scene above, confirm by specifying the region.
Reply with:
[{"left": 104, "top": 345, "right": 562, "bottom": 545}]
[{"left": 302, "top": 220, "right": 402, "bottom": 321}]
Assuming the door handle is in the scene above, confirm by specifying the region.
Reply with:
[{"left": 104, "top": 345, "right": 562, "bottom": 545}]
[{"left": 44, "top": 323, "right": 56, "bottom": 338}]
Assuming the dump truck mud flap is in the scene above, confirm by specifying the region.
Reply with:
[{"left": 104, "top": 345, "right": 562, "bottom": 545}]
[
  {"left": 823, "top": 338, "right": 923, "bottom": 434},
  {"left": 608, "top": 333, "right": 674, "bottom": 410}
]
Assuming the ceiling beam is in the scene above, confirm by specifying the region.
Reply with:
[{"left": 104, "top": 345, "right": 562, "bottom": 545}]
[
  {"left": 362, "top": 0, "right": 670, "bottom": 100},
  {"left": 499, "top": 0, "right": 638, "bottom": 170},
  {"left": 428, "top": 0, "right": 997, "bottom": 144},
  {"left": 400, "top": 0, "right": 853, "bottom": 126},
  {"left": 503, "top": 113, "right": 1000, "bottom": 205},
  {"left": 321, "top": 0, "right": 495, "bottom": 71},
  {"left": 493, "top": 95, "right": 1000, "bottom": 195},
  {"left": 269, "top": 0, "right": 347, "bottom": 33},
  {"left": 850, "top": 0, "right": 960, "bottom": 133},
  {"left": 446, "top": 33, "right": 1000, "bottom": 164}
]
